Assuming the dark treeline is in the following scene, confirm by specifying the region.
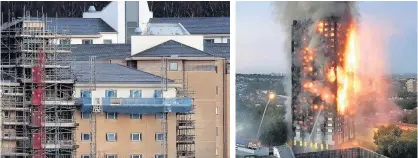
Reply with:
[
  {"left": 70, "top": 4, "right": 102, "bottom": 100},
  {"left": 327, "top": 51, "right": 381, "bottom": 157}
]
[{"left": 1, "top": 1, "right": 230, "bottom": 23}]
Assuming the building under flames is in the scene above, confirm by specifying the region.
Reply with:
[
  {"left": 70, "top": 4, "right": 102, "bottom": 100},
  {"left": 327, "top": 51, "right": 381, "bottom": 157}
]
[{"left": 291, "top": 16, "right": 356, "bottom": 153}]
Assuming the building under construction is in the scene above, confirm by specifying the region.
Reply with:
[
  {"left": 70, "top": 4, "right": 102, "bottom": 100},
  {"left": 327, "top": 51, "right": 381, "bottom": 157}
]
[
  {"left": 1, "top": 2, "right": 229, "bottom": 157},
  {"left": 1, "top": 14, "right": 76, "bottom": 157},
  {"left": 291, "top": 16, "right": 356, "bottom": 153}
]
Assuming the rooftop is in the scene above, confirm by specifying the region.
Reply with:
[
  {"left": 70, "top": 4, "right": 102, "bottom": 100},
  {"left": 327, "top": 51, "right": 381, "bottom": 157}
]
[
  {"left": 72, "top": 63, "right": 173, "bottom": 84},
  {"left": 67, "top": 42, "right": 229, "bottom": 61},
  {"left": 132, "top": 40, "right": 213, "bottom": 57},
  {"left": 149, "top": 17, "right": 230, "bottom": 34},
  {"left": 69, "top": 44, "right": 131, "bottom": 61},
  {"left": 25, "top": 17, "right": 116, "bottom": 35}
]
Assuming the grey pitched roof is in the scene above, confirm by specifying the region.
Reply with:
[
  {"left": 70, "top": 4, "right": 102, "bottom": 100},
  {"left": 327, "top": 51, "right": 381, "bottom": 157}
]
[
  {"left": 26, "top": 17, "right": 116, "bottom": 35},
  {"left": 132, "top": 40, "right": 213, "bottom": 57},
  {"left": 65, "top": 41, "right": 229, "bottom": 60},
  {"left": 72, "top": 63, "right": 173, "bottom": 84},
  {"left": 204, "top": 43, "right": 230, "bottom": 59},
  {"left": 67, "top": 44, "right": 131, "bottom": 61},
  {"left": 149, "top": 17, "right": 230, "bottom": 34}
]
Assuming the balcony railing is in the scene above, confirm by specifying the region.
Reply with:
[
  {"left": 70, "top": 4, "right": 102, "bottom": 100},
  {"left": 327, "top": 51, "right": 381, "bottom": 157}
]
[{"left": 78, "top": 97, "right": 193, "bottom": 114}]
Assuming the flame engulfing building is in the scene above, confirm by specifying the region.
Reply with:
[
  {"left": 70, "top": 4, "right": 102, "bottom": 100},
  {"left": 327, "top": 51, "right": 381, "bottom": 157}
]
[{"left": 290, "top": 16, "right": 356, "bottom": 153}]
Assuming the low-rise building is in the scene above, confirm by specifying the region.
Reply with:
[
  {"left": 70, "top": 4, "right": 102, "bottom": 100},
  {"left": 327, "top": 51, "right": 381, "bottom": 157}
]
[
  {"left": 73, "top": 63, "right": 193, "bottom": 158},
  {"left": 405, "top": 78, "right": 417, "bottom": 92}
]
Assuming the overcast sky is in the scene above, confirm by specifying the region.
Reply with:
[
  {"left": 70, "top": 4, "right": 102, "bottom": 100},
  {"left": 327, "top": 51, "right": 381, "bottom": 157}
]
[{"left": 236, "top": 1, "right": 417, "bottom": 74}]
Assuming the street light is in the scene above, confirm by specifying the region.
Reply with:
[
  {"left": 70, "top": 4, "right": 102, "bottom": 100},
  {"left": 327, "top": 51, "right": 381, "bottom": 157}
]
[
  {"left": 256, "top": 91, "right": 276, "bottom": 139},
  {"left": 268, "top": 92, "right": 276, "bottom": 100}
]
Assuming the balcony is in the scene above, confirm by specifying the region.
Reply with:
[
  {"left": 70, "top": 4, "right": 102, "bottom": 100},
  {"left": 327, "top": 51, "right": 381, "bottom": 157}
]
[{"left": 78, "top": 97, "right": 193, "bottom": 114}]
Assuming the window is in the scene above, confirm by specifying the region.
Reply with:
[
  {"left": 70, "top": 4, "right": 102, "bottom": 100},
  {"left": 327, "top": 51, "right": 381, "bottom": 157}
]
[
  {"left": 81, "top": 155, "right": 90, "bottom": 158},
  {"left": 216, "top": 86, "right": 218, "bottom": 95},
  {"left": 105, "top": 90, "right": 117, "bottom": 98},
  {"left": 216, "top": 127, "right": 219, "bottom": 136},
  {"left": 153, "top": 90, "right": 162, "bottom": 98},
  {"left": 80, "top": 90, "right": 91, "bottom": 98},
  {"left": 216, "top": 106, "right": 218, "bottom": 115},
  {"left": 106, "top": 155, "right": 117, "bottom": 158},
  {"left": 216, "top": 148, "right": 219, "bottom": 156},
  {"left": 130, "top": 114, "right": 142, "bottom": 120},
  {"left": 155, "top": 133, "right": 165, "bottom": 141},
  {"left": 155, "top": 155, "right": 164, "bottom": 158},
  {"left": 227, "top": 39, "right": 230, "bottom": 43},
  {"left": 131, "top": 133, "right": 141, "bottom": 141},
  {"left": 4, "top": 111, "right": 9, "bottom": 118},
  {"left": 81, "top": 133, "right": 91, "bottom": 141},
  {"left": 81, "top": 112, "right": 90, "bottom": 120},
  {"left": 106, "top": 113, "right": 117, "bottom": 120},
  {"left": 103, "top": 39, "right": 112, "bottom": 44},
  {"left": 169, "top": 62, "right": 178, "bottom": 71},
  {"left": 106, "top": 133, "right": 117, "bottom": 142},
  {"left": 155, "top": 113, "right": 166, "bottom": 120},
  {"left": 204, "top": 39, "right": 214, "bottom": 44},
  {"left": 226, "top": 63, "right": 230, "bottom": 74},
  {"left": 130, "top": 90, "right": 142, "bottom": 98},
  {"left": 60, "top": 39, "right": 71, "bottom": 45},
  {"left": 82, "top": 39, "right": 93, "bottom": 44},
  {"left": 131, "top": 155, "right": 141, "bottom": 158}
]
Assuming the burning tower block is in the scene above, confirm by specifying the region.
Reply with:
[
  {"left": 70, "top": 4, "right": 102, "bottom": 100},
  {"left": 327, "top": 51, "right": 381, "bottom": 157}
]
[{"left": 291, "top": 16, "right": 356, "bottom": 153}]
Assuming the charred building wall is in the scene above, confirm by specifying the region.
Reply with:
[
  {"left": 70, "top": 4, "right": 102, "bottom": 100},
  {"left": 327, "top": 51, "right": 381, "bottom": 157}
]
[{"left": 291, "top": 17, "right": 355, "bottom": 153}]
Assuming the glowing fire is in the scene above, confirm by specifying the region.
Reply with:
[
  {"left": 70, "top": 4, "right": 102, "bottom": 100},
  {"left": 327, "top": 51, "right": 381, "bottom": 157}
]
[{"left": 336, "top": 25, "right": 360, "bottom": 115}]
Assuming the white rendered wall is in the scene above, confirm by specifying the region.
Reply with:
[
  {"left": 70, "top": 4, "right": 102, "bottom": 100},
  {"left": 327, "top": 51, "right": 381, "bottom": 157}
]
[
  {"left": 83, "top": 1, "right": 153, "bottom": 44},
  {"left": 83, "top": 1, "right": 125, "bottom": 43},
  {"left": 54, "top": 33, "right": 118, "bottom": 44},
  {"left": 75, "top": 86, "right": 177, "bottom": 99},
  {"left": 206, "top": 36, "right": 230, "bottom": 43},
  {"left": 131, "top": 35, "right": 204, "bottom": 56}
]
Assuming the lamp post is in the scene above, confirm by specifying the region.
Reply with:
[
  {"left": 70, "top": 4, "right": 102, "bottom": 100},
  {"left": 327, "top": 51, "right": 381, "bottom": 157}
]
[{"left": 256, "top": 92, "right": 276, "bottom": 139}]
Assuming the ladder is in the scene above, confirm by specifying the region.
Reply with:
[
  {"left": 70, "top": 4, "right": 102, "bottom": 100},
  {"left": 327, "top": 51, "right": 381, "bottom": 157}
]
[
  {"left": 89, "top": 56, "right": 98, "bottom": 158},
  {"left": 160, "top": 57, "right": 168, "bottom": 157}
]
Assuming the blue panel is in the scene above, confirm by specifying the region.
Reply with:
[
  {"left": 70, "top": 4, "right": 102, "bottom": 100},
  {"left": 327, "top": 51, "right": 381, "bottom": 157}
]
[
  {"left": 81, "top": 90, "right": 91, "bottom": 98},
  {"left": 78, "top": 97, "right": 193, "bottom": 114}
]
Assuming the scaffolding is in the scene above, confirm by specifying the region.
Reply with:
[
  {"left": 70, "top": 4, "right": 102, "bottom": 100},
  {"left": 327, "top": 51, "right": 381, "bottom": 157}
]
[
  {"left": 1, "top": 11, "right": 76, "bottom": 158},
  {"left": 176, "top": 75, "right": 196, "bottom": 158}
]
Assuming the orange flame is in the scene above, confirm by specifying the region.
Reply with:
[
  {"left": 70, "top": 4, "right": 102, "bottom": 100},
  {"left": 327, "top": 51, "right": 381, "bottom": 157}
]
[{"left": 337, "top": 25, "right": 359, "bottom": 115}]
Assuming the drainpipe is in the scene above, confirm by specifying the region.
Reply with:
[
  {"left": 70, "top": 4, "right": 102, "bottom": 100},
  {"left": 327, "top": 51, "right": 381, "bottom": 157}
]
[{"left": 222, "top": 59, "right": 227, "bottom": 158}]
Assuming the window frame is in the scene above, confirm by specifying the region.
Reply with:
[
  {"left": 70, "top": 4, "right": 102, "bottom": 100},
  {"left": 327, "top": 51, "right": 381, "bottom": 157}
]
[
  {"left": 103, "top": 39, "right": 112, "bottom": 44},
  {"left": 155, "top": 154, "right": 165, "bottom": 158},
  {"left": 168, "top": 62, "right": 178, "bottom": 71},
  {"left": 105, "top": 154, "right": 117, "bottom": 158},
  {"left": 130, "top": 90, "right": 142, "bottom": 98},
  {"left": 106, "top": 112, "right": 117, "bottom": 120},
  {"left": 131, "top": 133, "right": 142, "bottom": 142},
  {"left": 106, "top": 133, "right": 117, "bottom": 142},
  {"left": 130, "top": 114, "right": 142, "bottom": 120},
  {"left": 60, "top": 39, "right": 71, "bottom": 45},
  {"left": 81, "top": 133, "right": 91, "bottom": 141},
  {"left": 81, "top": 112, "right": 90, "bottom": 120},
  {"left": 155, "top": 113, "right": 165, "bottom": 120},
  {"left": 204, "top": 39, "right": 215, "bottom": 44},
  {"left": 105, "top": 90, "right": 117, "bottom": 98},
  {"left": 155, "top": 133, "right": 165, "bottom": 141},
  {"left": 4, "top": 111, "right": 9, "bottom": 118},
  {"left": 82, "top": 39, "right": 93, "bottom": 44},
  {"left": 130, "top": 155, "right": 141, "bottom": 158},
  {"left": 81, "top": 155, "right": 90, "bottom": 158}
]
